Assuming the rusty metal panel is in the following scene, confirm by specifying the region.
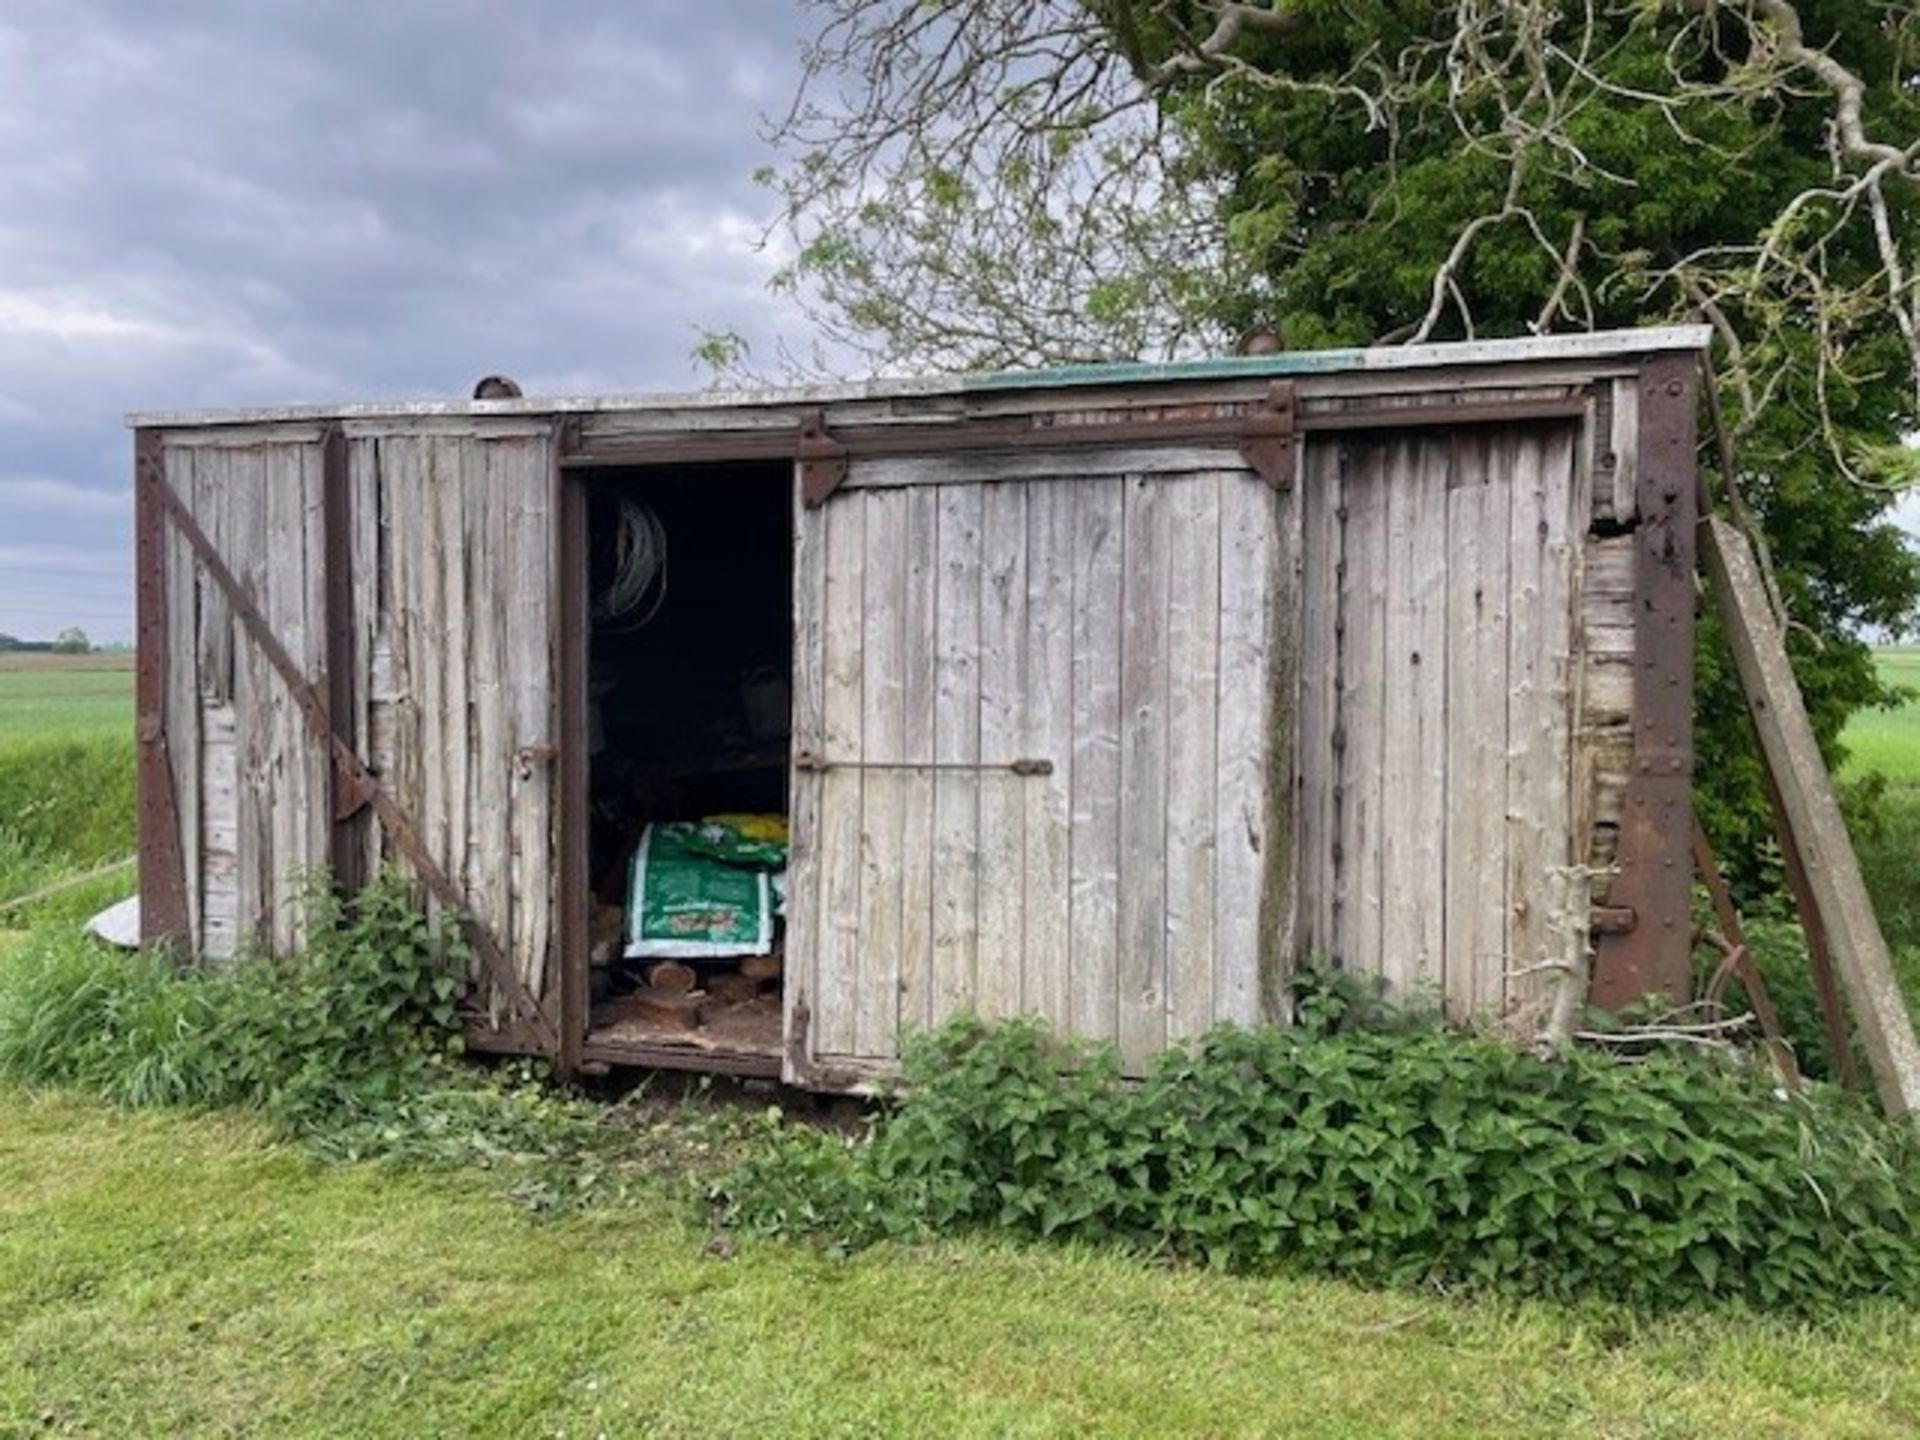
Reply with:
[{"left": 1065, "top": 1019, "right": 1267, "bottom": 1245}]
[
  {"left": 1591, "top": 354, "right": 1697, "bottom": 1009},
  {"left": 134, "top": 430, "right": 191, "bottom": 949}
]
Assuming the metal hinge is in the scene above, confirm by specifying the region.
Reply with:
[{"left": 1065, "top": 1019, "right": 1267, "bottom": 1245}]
[
  {"left": 1238, "top": 380, "right": 1297, "bottom": 491},
  {"left": 798, "top": 410, "right": 849, "bottom": 508}
]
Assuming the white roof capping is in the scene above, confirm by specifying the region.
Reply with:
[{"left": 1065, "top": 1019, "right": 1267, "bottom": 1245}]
[{"left": 126, "top": 324, "right": 1711, "bottom": 428}]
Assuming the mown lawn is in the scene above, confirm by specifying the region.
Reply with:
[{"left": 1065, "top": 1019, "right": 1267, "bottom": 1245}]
[{"left": 2, "top": 1090, "right": 1920, "bottom": 1439}]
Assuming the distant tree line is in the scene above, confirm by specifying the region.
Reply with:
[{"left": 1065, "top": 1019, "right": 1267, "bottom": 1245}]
[{"left": 0, "top": 628, "right": 94, "bottom": 654}]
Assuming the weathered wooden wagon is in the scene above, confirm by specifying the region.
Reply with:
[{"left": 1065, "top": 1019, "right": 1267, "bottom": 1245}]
[{"left": 130, "top": 325, "right": 1706, "bottom": 1089}]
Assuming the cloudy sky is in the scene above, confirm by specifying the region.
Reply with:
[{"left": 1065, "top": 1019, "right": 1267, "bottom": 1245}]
[
  {"left": 1, "top": 2, "right": 1913, "bottom": 646},
  {"left": 0, "top": 0, "right": 816, "bottom": 644}
]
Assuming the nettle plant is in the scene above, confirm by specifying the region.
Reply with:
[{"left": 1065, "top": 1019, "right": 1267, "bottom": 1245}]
[
  {"left": 718, "top": 979, "right": 1920, "bottom": 1312},
  {"left": 211, "top": 872, "right": 472, "bottom": 1125}
]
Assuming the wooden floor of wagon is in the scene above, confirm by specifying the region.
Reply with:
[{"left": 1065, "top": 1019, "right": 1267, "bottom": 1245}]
[{"left": 582, "top": 988, "right": 783, "bottom": 1077}]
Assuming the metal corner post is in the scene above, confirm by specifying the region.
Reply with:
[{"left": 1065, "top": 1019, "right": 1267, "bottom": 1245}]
[
  {"left": 1591, "top": 353, "right": 1698, "bottom": 1008},
  {"left": 320, "top": 422, "right": 366, "bottom": 893},
  {"left": 134, "top": 429, "right": 191, "bottom": 950},
  {"left": 552, "top": 424, "right": 590, "bottom": 1076}
]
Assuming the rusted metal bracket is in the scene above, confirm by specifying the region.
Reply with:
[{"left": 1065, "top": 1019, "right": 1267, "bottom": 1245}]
[
  {"left": 146, "top": 469, "right": 558, "bottom": 1053},
  {"left": 1589, "top": 905, "right": 1636, "bottom": 935},
  {"left": 1238, "top": 380, "right": 1297, "bottom": 490},
  {"left": 799, "top": 409, "right": 849, "bottom": 508},
  {"left": 331, "top": 769, "right": 378, "bottom": 822}
]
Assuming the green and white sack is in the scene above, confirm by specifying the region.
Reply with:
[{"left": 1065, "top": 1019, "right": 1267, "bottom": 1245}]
[{"left": 624, "top": 822, "right": 773, "bottom": 959}]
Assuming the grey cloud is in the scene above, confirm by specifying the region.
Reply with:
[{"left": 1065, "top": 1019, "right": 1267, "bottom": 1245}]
[
  {"left": 0, "top": 476, "right": 127, "bottom": 518},
  {"left": 0, "top": 0, "right": 815, "bottom": 641}
]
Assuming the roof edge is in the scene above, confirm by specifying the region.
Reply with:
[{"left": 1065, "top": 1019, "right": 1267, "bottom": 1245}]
[
  {"left": 126, "top": 325, "right": 1711, "bottom": 429},
  {"left": 964, "top": 324, "right": 1712, "bottom": 391}
]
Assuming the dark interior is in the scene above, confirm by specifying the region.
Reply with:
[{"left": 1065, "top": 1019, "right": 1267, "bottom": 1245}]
[{"left": 583, "top": 461, "right": 791, "bottom": 1062}]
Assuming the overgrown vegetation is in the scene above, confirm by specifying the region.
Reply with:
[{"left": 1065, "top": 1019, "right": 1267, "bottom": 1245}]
[
  {"left": 0, "top": 873, "right": 462, "bottom": 1118},
  {"left": 718, "top": 982, "right": 1920, "bottom": 1313},
  {"left": 4, "top": 659, "right": 1920, "bottom": 1320},
  {"left": 0, "top": 737, "right": 134, "bottom": 868},
  {"left": 0, "top": 871, "right": 767, "bottom": 1214},
  {"left": 0, "top": 733, "right": 136, "bottom": 929}
]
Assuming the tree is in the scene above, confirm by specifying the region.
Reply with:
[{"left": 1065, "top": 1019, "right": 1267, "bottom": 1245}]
[
  {"left": 766, "top": 0, "right": 1919, "bottom": 892},
  {"left": 51, "top": 627, "right": 90, "bottom": 655}
]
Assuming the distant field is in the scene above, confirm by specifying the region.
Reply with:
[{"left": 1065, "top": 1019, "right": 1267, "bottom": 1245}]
[
  {"left": 0, "top": 651, "right": 135, "bottom": 673},
  {"left": 1844, "top": 648, "right": 1920, "bottom": 784},
  {"left": 0, "top": 657, "right": 134, "bottom": 744}
]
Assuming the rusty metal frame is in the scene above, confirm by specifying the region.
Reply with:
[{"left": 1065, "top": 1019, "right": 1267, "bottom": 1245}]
[
  {"left": 1591, "top": 354, "right": 1698, "bottom": 1008},
  {"left": 134, "top": 430, "right": 192, "bottom": 949},
  {"left": 560, "top": 388, "right": 1587, "bottom": 498},
  {"left": 319, "top": 422, "right": 366, "bottom": 893},
  {"left": 144, "top": 464, "right": 558, "bottom": 1051},
  {"left": 553, "top": 433, "right": 590, "bottom": 1078}
]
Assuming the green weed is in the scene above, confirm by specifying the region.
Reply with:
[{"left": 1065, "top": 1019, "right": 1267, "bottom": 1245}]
[{"left": 717, "top": 999, "right": 1920, "bottom": 1313}]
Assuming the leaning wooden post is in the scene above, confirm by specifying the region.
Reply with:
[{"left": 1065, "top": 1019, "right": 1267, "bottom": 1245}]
[{"left": 1701, "top": 514, "right": 1920, "bottom": 1120}]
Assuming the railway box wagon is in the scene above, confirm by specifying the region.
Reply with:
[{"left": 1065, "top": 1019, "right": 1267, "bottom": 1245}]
[{"left": 130, "top": 326, "right": 1707, "bottom": 1089}]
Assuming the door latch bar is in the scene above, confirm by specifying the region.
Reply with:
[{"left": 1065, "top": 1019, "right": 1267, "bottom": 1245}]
[{"left": 794, "top": 753, "right": 1053, "bottom": 777}]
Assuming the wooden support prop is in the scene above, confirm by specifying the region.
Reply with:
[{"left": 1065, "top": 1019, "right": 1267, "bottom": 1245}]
[
  {"left": 1760, "top": 761, "right": 1858, "bottom": 1089},
  {"left": 1701, "top": 515, "right": 1920, "bottom": 1120},
  {"left": 147, "top": 468, "right": 558, "bottom": 1053}
]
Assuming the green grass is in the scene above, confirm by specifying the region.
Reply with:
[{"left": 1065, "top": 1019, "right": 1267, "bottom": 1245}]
[
  {"left": 3, "top": 1091, "right": 1920, "bottom": 1438},
  {"left": 0, "top": 653, "right": 1919, "bottom": 1430},
  {"left": 1843, "top": 648, "right": 1920, "bottom": 784},
  {"left": 0, "top": 656, "right": 133, "bottom": 745}
]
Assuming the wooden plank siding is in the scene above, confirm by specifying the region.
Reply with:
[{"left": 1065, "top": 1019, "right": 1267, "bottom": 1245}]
[
  {"left": 139, "top": 341, "right": 1691, "bottom": 1087},
  {"left": 1292, "top": 422, "right": 1583, "bottom": 1022},
  {"left": 150, "top": 424, "right": 560, "bottom": 1036},
  {"left": 787, "top": 461, "right": 1295, "bottom": 1079}
]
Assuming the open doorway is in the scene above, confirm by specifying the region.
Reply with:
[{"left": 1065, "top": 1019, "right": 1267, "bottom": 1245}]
[{"left": 579, "top": 461, "right": 792, "bottom": 1071}]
